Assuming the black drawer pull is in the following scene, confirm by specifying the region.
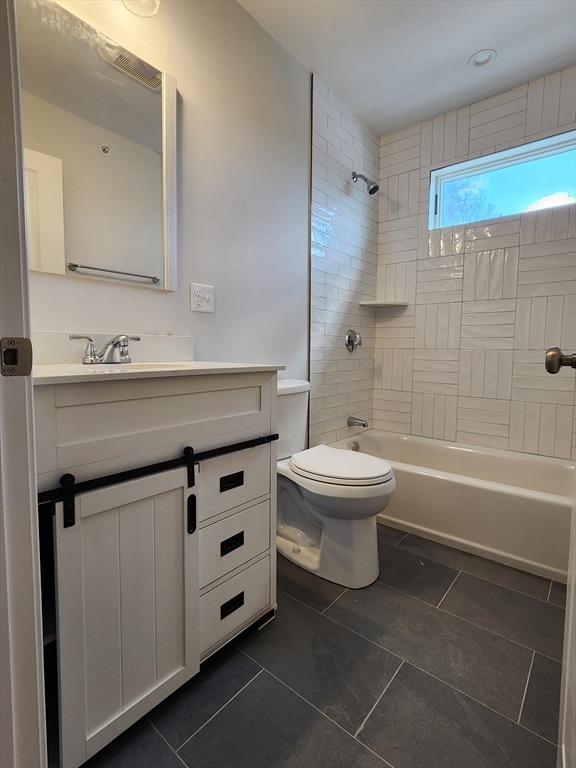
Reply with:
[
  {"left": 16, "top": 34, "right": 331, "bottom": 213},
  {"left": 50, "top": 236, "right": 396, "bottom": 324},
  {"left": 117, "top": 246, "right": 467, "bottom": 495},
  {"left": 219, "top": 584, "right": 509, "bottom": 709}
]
[
  {"left": 220, "top": 531, "right": 244, "bottom": 557},
  {"left": 220, "top": 471, "right": 244, "bottom": 493},
  {"left": 187, "top": 494, "right": 197, "bottom": 534},
  {"left": 220, "top": 591, "right": 244, "bottom": 620}
]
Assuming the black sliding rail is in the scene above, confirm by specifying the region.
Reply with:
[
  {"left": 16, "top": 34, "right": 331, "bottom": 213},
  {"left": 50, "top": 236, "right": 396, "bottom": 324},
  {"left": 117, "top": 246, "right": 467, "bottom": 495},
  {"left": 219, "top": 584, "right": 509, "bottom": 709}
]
[{"left": 38, "top": 433, "right": 278, "bottom": 528}]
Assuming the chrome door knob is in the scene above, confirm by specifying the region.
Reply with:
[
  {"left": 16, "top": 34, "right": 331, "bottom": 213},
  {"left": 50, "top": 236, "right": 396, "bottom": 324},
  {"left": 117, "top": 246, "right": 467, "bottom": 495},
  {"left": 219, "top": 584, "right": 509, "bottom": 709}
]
[{"left": 545, "top": 346, "right": 576, "bottom": 374}]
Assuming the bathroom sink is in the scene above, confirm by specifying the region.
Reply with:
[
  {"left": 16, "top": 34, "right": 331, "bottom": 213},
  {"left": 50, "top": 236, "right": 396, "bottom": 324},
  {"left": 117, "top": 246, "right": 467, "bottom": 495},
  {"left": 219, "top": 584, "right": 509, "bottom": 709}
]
[{"left": 33, "top": 360, "right": 282, "bottom": 384}]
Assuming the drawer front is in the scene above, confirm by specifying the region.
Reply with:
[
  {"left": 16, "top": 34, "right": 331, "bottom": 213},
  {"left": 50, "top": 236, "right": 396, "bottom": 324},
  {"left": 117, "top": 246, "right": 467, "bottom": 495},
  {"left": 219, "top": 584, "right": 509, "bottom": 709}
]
[
  {"left": 197, "top": 444, "right": 270, "bottom": 522},
  {"left": 200, "top": 501, "right": 270, "bottom": 588},
  {"left": 199, "top": 557, "right": 270, "bottom": 653}
]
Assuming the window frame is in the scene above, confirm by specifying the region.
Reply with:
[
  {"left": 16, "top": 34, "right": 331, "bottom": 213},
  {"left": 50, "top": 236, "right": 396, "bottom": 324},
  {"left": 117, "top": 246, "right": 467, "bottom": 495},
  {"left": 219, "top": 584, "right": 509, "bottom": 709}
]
[{"left": 428, "top": 129, "right": 576, "bottom": 230}]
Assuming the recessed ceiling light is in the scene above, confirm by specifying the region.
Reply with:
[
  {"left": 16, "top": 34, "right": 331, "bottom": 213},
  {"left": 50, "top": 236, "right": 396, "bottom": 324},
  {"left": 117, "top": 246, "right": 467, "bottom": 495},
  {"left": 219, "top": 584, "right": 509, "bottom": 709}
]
[
  {"left": 121, "top": 0, "right": 160, "bottom": 17},
  {"left": 468, "top": 49, "right": 497, "bottom": 69}
]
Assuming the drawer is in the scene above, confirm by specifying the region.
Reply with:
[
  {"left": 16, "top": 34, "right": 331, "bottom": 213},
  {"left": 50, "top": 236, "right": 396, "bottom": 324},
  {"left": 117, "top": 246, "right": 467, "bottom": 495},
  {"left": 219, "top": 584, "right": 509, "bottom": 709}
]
[
  {"left": 199, "top": 557, "right": 270, "bottom": 653},
  {"left": 199, "top": 500, "right": 270, "bottom": 588},
  {"left": 197, "top": 444, "right": 270, "bottom": 522}
]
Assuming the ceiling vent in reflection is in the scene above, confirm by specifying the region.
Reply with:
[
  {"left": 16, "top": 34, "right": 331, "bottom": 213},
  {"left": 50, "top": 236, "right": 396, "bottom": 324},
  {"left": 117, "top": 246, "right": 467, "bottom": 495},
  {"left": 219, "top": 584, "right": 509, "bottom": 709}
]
[{"left": 110, "top": 54, "right": 162, "bottom": 90}]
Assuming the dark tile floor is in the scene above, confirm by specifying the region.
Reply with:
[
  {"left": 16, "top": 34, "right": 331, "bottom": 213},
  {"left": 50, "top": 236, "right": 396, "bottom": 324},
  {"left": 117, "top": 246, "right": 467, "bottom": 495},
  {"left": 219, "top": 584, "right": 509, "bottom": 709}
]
[{"left": 79, "top": 525, "right": 566, "bottom": 768}]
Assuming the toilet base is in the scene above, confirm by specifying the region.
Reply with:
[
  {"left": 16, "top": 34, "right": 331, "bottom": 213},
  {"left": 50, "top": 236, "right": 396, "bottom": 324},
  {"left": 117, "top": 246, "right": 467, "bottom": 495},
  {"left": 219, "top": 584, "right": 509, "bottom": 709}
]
[{"left": 276, "top": 515, "right": 379, "bottom": 589}]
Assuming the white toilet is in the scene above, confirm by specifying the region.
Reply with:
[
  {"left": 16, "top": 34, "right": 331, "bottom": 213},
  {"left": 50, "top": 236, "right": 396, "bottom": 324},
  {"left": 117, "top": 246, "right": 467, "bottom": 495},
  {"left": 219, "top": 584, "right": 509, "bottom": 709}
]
[{"left": 276, "top": 379, "right": 396, "bottom": 588}]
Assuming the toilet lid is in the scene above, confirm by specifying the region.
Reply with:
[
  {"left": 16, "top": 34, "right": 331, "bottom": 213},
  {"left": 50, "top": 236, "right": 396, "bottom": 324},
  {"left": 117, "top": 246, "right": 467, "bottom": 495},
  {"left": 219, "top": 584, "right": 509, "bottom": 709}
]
[{"left": 289, "top": 444, "right": 393, "bottom": 486}]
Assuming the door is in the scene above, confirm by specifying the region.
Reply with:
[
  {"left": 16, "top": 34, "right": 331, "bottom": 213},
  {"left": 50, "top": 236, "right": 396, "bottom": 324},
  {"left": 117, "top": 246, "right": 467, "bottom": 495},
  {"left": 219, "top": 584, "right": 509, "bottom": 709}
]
[
  {"left": 545, "top": 347, "right": 576, "bottom": 768},
  {"left": 0, "top": 1, "right": 46, "bottom": 766},
  {"left": 54, "top": 468, "right": 199, "bottom": 768}
]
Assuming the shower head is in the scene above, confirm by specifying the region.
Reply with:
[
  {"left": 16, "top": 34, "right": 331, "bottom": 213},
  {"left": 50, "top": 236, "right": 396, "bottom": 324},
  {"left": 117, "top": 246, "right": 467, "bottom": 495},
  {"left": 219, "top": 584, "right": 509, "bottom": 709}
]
[{"left": 352, "top": 171, "right": 379, "bottom": 195}]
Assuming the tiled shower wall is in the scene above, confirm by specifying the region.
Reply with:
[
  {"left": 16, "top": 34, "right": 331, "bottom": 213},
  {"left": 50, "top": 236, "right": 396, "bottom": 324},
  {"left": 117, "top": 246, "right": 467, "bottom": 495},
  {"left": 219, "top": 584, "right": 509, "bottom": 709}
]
[
  {"left": 309, "top": 77, "right": 379, "bottom": 446},
  {"left": 375, "top": 65, "right": 576, "bottom": 459}
]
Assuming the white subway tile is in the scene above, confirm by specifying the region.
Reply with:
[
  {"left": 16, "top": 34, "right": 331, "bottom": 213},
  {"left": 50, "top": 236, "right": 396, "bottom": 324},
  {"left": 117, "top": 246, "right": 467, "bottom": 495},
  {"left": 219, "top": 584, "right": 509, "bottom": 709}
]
[
  {"left": 525, "top": 76, "right": 545, "bottom": 136},
  {"left": 456, "top": 431, "right": 509, "bottom": 450},
  {"left": 534, "top": 210, "right": 553, "bottom": 243},
  {"left": 544, "top": 296, "right": 565, "bottom": 348},
  {"left": 509, "top": 402, "right": 525, "bottom": 451},
  {"left": 518, "top": 282, "right": 575, "bottom": 298},
  {"left": 458, "top": 350, "right": 472, "bottom": 395},
  {"left": 555, "top": 405, "right": 573, "bottom": 458},
  {"left": 469, "top": 124, "right": 526, "bottom": 153},
  {"left": 558, "top": 66, "right": 576, "bottom": 127},
  {"left": 562, "top": 295, "right": 576, "bottom": 348},
  {"left": 542, "top": 71, "right": 562, "bottom": 131},
  {"left": 538, "top": 403, "right": 557, "bottom": 456},
  {"left": 470, "top": 350, "right": 486, "bottom": 397},
  {"left": 497, "top": 351, "right": 514, "bottom": 399},
  {"left": 469, "top": 109, "right": 526, "bottom": 142},
  {"left": 523, "top": 402, "right": 541, "bottom": 453},
  {"left": 456, "top": 107, "right": 470, "bottom": 157}
]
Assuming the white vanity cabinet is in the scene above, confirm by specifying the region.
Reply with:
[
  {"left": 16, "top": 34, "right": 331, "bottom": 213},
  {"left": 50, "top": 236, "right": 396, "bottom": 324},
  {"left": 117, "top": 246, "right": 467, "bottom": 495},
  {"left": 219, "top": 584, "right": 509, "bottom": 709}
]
[{"left": 34, "top": 364, "right": 280, "bottom": 768}]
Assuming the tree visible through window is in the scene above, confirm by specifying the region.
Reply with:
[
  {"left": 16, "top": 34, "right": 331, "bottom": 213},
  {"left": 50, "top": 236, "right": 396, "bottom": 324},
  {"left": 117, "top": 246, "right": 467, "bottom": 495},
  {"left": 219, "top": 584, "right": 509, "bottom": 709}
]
[{"left": 429, "top": 130, "right": 576, "bottom": 229}]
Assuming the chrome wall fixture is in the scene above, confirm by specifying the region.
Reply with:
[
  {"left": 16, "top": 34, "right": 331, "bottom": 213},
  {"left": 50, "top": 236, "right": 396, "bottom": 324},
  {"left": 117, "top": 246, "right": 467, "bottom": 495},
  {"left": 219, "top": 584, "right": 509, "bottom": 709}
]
[
  {"left": 352, "top": 171, "right": 379, "bottom": 195},
  {"left": 345, "top": 329, "right": 362, "bottom": 352},
  {"left": 67, "top": 263, "right": 160, "bottom": 284}
]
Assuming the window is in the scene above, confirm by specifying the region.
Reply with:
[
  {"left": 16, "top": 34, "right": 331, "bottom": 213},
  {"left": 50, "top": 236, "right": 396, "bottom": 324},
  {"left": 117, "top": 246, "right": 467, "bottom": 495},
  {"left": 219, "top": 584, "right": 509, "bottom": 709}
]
[{"left": 429, "top": 130, "right": 576, "bottom": 230}]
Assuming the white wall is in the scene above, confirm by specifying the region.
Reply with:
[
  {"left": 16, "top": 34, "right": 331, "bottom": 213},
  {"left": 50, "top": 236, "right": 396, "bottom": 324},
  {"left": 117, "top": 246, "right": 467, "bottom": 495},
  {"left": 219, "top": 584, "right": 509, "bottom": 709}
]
[
  {"left": 374, "top": 66, "right": 576, "bottom": 459},
  {"left": 309, "top": 77, "right": 379, "bottom": 446},
  {"left": 28, "top": 0, "right": 310, "bottom": 377}
]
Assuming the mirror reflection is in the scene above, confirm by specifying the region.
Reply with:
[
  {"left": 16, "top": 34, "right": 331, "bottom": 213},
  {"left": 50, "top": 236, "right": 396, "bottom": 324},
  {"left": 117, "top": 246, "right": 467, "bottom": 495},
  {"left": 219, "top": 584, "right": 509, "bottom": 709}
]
[{"left": 16, "top": 0, "right": 176, "bottom": 289}]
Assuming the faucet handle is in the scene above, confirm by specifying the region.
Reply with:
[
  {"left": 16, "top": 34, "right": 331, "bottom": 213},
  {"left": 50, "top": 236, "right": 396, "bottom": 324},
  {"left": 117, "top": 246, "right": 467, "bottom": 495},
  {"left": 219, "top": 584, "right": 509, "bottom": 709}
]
[
  {"left": 114, "top": 334, "right": 141, "bottom": 363},
  {"left": 69, "top": 334, "right": 98, "bottom": 364}
]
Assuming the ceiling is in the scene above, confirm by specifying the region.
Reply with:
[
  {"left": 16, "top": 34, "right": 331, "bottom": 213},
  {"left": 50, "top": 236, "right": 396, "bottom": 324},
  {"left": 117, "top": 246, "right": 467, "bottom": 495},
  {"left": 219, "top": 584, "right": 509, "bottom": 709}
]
[{"left": 237, "top": 0, "right": 576, "bottom": 136}]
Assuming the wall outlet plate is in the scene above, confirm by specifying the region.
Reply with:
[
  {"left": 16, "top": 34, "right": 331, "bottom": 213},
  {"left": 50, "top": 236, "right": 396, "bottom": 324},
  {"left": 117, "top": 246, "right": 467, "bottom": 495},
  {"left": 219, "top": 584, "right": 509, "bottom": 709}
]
[{"left": 190, "top": 283, "right": 214, "bottom": 313}]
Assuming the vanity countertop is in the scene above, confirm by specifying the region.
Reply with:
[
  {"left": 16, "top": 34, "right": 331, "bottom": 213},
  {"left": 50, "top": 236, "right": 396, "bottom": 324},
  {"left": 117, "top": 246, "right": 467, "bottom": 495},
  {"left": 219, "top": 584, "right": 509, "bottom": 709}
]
[{"left": 33, "top": 361, "right": 284, "bottom": 385}]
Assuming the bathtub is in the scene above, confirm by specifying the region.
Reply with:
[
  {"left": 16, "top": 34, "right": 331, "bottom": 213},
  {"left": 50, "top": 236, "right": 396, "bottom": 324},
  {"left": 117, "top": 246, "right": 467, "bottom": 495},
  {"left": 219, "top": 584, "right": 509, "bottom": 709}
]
[{"left": 330, "top": 430, "right": 574, "bottom": 582}]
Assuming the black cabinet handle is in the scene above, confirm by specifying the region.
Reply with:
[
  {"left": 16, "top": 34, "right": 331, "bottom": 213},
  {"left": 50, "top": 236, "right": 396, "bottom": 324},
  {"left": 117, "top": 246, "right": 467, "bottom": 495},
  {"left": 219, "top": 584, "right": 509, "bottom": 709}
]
[
  {"left": 220, "top": 531, "right": 244, "bottom": 557},
  {"left": 220, "top": 591, "right": 244, "bottom": 620},
  {"left": 220, "top": 471, "right": 244, "bottom": 493},
  {"left": 187, "top": 494, "right": 197, "bottom": 534}
]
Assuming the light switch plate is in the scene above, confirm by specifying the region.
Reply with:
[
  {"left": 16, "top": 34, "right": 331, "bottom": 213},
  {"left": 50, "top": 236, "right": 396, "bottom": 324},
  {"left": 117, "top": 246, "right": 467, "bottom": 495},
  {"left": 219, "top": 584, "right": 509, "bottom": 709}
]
[{"left": 190, "top": 283, "right": 215, "bottom": 313}]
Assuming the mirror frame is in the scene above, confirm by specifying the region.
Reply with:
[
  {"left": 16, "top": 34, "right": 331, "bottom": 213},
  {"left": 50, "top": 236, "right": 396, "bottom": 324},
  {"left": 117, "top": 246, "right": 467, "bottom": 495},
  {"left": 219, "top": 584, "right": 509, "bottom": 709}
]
[
  {"left": 161, "top": 72, "right": 177, "bottom": 292},
  {"left": 17, "top": 0, "right": 177, "bottom": 292}
]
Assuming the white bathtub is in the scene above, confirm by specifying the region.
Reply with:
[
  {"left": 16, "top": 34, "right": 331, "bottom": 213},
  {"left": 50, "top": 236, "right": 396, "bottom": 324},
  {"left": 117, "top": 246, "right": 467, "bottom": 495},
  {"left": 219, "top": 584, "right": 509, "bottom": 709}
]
[{"left": 330, "top": 430, "right": 574, "bottom": 582}]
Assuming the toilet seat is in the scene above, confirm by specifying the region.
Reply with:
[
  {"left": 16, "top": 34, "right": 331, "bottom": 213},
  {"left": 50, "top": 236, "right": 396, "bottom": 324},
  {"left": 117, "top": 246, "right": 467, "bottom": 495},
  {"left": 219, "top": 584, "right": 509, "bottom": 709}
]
[{"left": 289, "top": 445, "right": 393, "bottom": 487}]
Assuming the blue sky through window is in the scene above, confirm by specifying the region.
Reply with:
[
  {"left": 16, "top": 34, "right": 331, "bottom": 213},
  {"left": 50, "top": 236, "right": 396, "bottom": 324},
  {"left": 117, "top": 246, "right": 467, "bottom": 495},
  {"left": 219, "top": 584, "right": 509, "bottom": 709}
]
[{"left": 430, "top": 132, "right": 576, "bottom": 229}]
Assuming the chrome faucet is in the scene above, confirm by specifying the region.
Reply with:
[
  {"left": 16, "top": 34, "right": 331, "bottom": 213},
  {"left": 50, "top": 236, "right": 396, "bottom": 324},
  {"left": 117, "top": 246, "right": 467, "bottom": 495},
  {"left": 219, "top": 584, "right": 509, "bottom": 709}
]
[
  {"left": 347, "top": 415, "right": 368, "bottom": 428},
  {"left": 69, "top": 334, "right": 141, "bottom": 364}
]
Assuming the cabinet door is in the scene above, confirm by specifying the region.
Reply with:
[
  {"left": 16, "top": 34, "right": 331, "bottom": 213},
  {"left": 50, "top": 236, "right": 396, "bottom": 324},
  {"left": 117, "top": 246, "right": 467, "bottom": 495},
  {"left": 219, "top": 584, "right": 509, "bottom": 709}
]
[{"left": 53, "top": 468, "right": 198, "bottom": 768}]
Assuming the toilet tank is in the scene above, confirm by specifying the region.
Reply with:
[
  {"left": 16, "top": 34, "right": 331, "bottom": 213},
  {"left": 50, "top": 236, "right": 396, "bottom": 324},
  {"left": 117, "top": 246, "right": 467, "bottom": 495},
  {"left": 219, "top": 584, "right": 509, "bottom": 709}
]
[{"left": 277, "top": 379, "right": 310, "bottom": 460}]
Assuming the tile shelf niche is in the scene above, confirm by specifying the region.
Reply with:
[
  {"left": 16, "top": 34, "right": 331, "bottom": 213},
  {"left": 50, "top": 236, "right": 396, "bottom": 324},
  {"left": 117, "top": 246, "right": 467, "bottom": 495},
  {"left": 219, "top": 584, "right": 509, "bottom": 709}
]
[{"left": 359, "top": 300, "right": 409, "bottom": 307}]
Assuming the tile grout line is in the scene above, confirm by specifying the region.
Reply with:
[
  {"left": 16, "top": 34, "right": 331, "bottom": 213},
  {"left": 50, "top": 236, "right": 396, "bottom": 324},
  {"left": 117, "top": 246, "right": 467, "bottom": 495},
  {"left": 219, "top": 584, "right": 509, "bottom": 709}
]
[
  {"left": 276, "top": 588, "right": 406, "bottom": 659},
  {"left": 175, "top": 668, "right": 265, "bottom": 754},
  {"left": 257, "top": 667, "right": 396, "bottom": 767},
  {"left": 147, "top": 719, "right": 189, "bottom": 768},
  {"left": 277, "top": 585, "right": 347, "bottom": 616},
  {"left": 354, "top": 661, "right": 404, "bottom": 738},
  {"left": 356, "top": 577, "right": 563, "bottom": 663},
  {"left": 291, "top": 575, "right": 562, "bottom": 668},
  {"left": 322, "top": 587, "right": 349, "bottom": 614},
  {"left": 394, "top": 536, "right": 555, "bottom": 604},
  {"left": 427, "top": 561, "right": 554, "bottom": 605},
  {"left": 436, "top": 569, "right": 461, "bottom": 608},
  {"left": 402, "top": 658, "right": 560, "bottom": 746},
  {"left": 436, "top": 598, "right": 563, "bottom": 663},
  {"left": 516, "top": 650, "right": 536, "bottom": 725}
]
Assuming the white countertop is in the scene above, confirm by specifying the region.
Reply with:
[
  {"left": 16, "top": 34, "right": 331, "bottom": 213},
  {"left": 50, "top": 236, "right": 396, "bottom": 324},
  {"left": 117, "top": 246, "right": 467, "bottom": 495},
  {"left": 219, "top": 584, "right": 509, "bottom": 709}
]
[{"left": 33, "top": 361, "right": 284, "bottom": 385}]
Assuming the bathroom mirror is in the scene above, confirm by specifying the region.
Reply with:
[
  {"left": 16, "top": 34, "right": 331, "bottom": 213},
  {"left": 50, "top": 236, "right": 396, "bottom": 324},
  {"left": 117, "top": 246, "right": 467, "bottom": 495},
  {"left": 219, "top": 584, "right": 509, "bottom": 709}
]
[{"left": 15, "top": 0, "right": 176, "bottom": 290}]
